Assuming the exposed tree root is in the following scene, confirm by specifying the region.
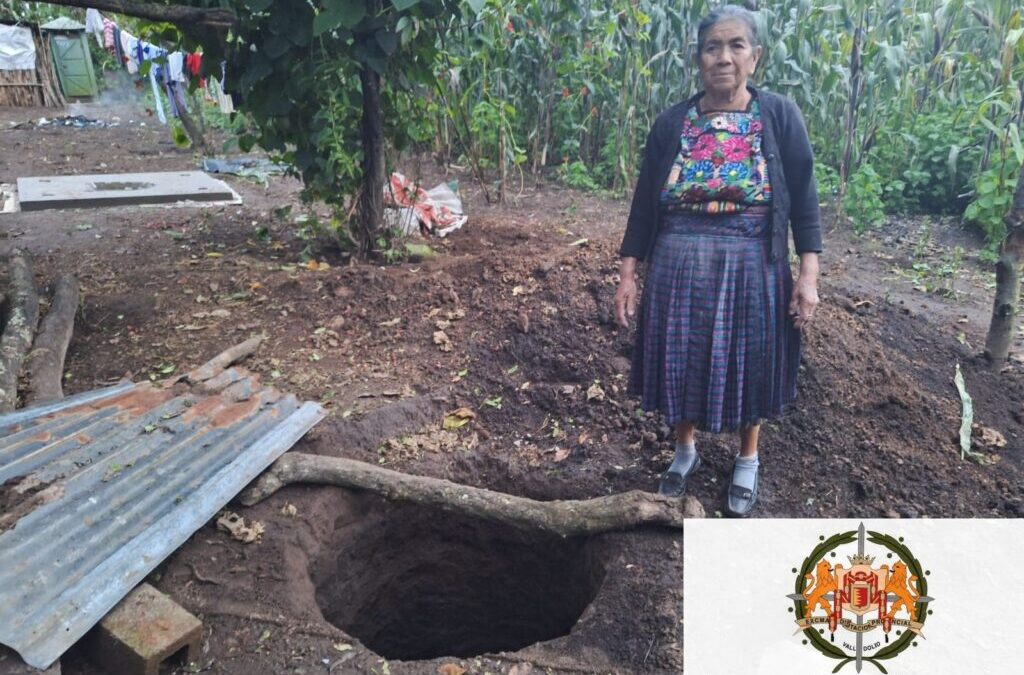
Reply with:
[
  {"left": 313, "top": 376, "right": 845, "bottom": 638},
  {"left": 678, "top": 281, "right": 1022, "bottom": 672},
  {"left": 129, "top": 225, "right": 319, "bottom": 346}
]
[
  {"left": 239, "top": 453, "right": 699, "bottom": 537},
  {"left": 0, "top": 250, "right": 40, "bottom": 412},
  {"left": 25, "top": 274, "right": 79, "bottom": 406}
]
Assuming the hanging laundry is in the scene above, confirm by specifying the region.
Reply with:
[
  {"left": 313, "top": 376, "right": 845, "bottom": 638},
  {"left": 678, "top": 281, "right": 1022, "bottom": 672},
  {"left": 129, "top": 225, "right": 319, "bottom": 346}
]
[
  {"left": 167, "top": 52, "right": 186, "bottom": 83},
  {"left": 186, "top": 53, "right": 202, "bottom": 76},
  {"left": 85, "top": 9, "right": 104, "bottom": 48},
  {"left": 102, "top": 19, "right": 115, "bottom": 53},
  {"left": 208, "top": 77, "right": 235, "bottom": 114},
  {"left": 186, "top": 53, "right": 205, "bottom": 88},
  {"left": 149, "top": 66, "right": 167, "bottom": 124},
  {"left": 120, "top": 31, "right": 139, "bottom": 74},
  {"left": 112, "top": 26, "right": 123, "bottom": 64}
]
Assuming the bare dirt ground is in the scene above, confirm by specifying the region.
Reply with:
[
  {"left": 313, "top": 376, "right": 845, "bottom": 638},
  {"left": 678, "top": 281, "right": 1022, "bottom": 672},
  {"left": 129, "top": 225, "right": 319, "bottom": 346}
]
[{"left": 1, "top": 100, "right": 1022, "bottom": 675}]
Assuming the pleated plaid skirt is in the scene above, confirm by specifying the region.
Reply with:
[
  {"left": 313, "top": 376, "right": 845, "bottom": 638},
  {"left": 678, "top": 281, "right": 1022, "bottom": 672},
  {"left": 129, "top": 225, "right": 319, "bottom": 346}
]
[{"left": 627, "top": 206, "right": 800, "bottom": 433}]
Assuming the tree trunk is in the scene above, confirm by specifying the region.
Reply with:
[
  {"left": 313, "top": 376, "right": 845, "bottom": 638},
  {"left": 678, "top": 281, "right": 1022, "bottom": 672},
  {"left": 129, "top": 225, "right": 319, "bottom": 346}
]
[
  {"left": 357, "top": 65, "right": 386, "bottom": 257},
  {"left": 29, "top": 0, "right": 235, "bottom": 30},
  {"left": 24, "top": 275, "right": 79, "bottom": 406},
  {"left": 0, "top": 250, "right": 40, "bottom": 412},
  {"left": 984, "top": 168, "right": 1024, "bottom": 362},
  {"left": 238, "top": 453, "right": 701, "bottom": 537},
  {"left": 171, "top": 85, "right": 208, "bottom": 153}
]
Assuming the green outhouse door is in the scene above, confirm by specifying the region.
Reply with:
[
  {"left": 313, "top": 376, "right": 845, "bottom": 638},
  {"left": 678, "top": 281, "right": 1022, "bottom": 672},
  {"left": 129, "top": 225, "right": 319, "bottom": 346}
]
[
  {"left": 50, "top": 34, "right": 97, "bottom": 98},
  {"left": 41, "top": 18, "right": 98, "bottom": 98}
]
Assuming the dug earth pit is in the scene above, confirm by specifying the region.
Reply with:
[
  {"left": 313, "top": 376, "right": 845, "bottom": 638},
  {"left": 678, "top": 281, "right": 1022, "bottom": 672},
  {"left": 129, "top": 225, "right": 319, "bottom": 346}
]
[{"left": 309, "top": 501, "right": 606, "bottom": 660}]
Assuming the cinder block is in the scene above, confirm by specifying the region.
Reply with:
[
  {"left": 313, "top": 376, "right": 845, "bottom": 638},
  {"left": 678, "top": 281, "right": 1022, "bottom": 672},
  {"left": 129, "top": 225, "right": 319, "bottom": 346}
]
[
  {"left": 89, "top": 583, "right": 202, "bottom": 675},
  {"left": 0, "top": 646, "right": 60, "bottom": 674}
]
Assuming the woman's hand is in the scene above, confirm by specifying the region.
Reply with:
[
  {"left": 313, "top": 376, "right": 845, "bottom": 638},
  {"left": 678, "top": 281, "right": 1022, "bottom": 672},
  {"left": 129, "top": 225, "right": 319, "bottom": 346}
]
[
  {"left": 615, "top": 257, "right": 639, "bottom": 328},
  {"left": 789, "top": 253, "right": 820, "bottom": 330}
]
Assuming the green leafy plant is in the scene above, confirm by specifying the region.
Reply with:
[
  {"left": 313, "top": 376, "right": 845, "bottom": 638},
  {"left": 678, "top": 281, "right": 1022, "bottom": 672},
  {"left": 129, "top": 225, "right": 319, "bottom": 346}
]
[
  {"left": 557, "top": 160, "right": 601, "bottom": 191},
  {"left": 964, "top": 166, "right": 1019, "bottom": 246},
  {"left": 814, "top": 163, "right": 841, "bottom": 201},
  {"left": 842, "top": 164, "right": 886, "bottom": 233}
]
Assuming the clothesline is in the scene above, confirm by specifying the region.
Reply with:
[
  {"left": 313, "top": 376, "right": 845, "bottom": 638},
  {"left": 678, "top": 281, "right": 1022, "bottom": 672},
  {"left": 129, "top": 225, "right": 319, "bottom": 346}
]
[{"left": 83, "top": 7, "right": 234, "bottom": 122}]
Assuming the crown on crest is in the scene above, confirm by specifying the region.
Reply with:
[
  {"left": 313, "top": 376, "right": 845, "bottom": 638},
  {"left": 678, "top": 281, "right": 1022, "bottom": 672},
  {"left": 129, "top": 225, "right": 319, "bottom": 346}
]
[{"left": 848, "top": 553, "right": 875, "bottom": 566}]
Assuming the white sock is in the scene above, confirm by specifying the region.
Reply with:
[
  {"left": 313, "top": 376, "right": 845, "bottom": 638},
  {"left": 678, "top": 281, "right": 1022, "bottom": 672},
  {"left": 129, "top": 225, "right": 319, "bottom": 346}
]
[
  {"left": 668, "top": 440, "right": 697, "bottom": 474},
  {"left": 732, "top": 453, "right": 759, "bottom": 490}
]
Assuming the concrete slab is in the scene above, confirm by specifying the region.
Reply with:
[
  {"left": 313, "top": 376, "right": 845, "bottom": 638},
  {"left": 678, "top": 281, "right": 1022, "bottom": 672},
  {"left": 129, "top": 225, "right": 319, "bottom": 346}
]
[
  {"left": 16, "top": 171, "right": 236, "bottom": 211},
  {"left": 88, "top": 583, "right": 201, "bottom": 675}
]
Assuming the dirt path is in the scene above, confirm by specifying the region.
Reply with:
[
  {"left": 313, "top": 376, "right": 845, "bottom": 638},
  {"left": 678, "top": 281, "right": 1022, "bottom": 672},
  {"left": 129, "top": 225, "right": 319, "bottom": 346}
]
[{"left": 2, "top": 103, "right": 1021, "bottom": 674}]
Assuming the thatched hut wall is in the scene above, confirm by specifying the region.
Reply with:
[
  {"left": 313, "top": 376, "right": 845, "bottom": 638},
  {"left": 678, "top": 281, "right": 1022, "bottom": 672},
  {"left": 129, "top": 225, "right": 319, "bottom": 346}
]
[
  {"left": 0, "top": 23, "right": 65, "bottom": 108},
  {"left": 0, "top": 68, "right": 43, "bottom": 106}
]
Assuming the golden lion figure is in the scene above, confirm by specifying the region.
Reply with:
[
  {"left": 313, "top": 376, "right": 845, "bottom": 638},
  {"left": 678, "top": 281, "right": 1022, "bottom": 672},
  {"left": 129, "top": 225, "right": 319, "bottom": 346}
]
[
  {"left": 802, "top": 560, "right": 837, "bottom": 618},
  {"left": 883, "top": 561, "right": 920, "bottom": 621}
]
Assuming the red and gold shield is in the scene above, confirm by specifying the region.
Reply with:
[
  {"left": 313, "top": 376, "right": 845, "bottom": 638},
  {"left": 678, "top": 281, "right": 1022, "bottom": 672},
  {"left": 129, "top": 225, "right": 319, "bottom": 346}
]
[{"left": 837, "top": 564, "right": 888, "bottom": 617}]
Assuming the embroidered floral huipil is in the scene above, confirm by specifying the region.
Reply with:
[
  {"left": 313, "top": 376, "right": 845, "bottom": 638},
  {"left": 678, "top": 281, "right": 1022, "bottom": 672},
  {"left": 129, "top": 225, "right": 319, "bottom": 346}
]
[{"left": 660, "top": 98, "right": 772, "bottom": 214}]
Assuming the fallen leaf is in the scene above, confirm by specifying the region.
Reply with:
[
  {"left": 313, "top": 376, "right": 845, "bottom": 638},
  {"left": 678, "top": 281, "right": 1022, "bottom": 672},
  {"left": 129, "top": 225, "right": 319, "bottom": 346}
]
[
  {"left": 443, "top": 407, "right": 476, "bottom": 430},
  {"left": 380, "top": 317, "right": 402, "bottom": 327},
  {"left": 333, "top": 643, "right": 354, "bottom": 653},
  {"left": 280, "top": 503, "right": 298, "bottom": 517},
  {"left": 553, "top": 447, "right": 572, "bottom": 462},
  {"left": 586, "top": 383, "right": 605, "bottom": 401},
  {"left": 437, "top": 664, "right": 466, "bottom": 675},
  {"left": 435, "top": 318, "right": 452, "bottom": 330}
]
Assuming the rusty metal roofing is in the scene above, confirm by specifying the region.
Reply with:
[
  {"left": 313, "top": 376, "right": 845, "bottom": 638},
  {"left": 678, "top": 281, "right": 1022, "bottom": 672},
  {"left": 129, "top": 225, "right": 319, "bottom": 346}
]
[{"left": 0, "top": 369, "right": 325, "bottom": 669}]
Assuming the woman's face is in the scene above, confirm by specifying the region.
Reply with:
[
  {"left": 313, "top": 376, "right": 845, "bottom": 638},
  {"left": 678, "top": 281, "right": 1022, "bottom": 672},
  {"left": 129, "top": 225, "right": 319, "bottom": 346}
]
[{"left": 697, "top": 20, "right": 761, "bottom": 97}]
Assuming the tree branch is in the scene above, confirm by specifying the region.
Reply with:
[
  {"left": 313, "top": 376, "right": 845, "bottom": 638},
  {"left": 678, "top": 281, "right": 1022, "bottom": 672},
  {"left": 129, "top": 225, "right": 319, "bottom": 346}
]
[
  {"left": 239, "top": 453, "right": 704, "bottom": 537},
  {"left": 30, "top": 0, "right": 236, "bottom": 30}
]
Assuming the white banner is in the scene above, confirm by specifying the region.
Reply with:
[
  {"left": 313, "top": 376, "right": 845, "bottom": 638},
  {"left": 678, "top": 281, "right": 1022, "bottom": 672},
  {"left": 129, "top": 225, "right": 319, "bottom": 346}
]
[
  {"left": 0, "top": 24, "right": 36, "bottom": 71},
  {"left": 684, "top": 519, "right": 1023, "bottom": 674}
]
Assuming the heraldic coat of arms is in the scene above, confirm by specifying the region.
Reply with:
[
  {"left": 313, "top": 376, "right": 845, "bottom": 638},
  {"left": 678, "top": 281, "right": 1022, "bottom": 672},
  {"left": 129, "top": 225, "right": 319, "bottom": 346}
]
[{"left": 787, "top": 523, "right": 935, "bottom": 673}]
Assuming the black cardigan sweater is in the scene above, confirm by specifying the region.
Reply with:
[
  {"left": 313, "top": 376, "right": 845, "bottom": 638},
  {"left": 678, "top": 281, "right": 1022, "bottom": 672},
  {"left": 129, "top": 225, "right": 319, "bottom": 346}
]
[{"left": 618, "top": 86, "right": 823, "bottom": 264}]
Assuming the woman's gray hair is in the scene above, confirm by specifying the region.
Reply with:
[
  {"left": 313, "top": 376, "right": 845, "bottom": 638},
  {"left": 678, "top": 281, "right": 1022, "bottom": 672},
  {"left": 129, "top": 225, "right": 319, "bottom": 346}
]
[{"left": 696, "top": 4, "right": 761, "bottom": 53}]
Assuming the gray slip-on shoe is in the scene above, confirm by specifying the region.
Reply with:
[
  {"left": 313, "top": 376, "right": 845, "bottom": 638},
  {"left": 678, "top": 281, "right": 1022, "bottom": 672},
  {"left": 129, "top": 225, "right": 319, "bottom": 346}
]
[
  {"left": 723, "top": 464, "right": 759, "bottom": 517},
  {"left": 657, "top": 455, "right": 701, "bottom": 498}
]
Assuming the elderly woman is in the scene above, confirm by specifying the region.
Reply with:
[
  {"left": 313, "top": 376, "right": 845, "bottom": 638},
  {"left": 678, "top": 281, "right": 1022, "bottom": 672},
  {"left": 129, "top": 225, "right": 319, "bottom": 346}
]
[{"left": 613, "top": 5, "right": 822, "bottom": 517}]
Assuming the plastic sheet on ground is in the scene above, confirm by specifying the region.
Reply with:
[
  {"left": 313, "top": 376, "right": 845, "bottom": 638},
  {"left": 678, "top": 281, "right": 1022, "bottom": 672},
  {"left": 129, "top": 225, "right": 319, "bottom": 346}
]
[
  {"left": 201, "top": 156, "right": 287, "bottom": 181},
  {"left": 384, "top": 172, "right": 467, "bottom": 237}
]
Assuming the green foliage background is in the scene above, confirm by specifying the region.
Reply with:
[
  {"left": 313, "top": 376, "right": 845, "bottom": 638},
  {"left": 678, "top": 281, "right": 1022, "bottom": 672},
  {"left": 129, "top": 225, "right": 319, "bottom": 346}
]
[{"left": 3, "top": 1, "right": 1023, "bottom": 248}]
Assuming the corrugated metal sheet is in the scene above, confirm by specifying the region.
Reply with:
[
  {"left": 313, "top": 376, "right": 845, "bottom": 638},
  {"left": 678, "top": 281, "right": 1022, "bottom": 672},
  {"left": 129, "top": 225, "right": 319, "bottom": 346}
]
[{"left": 0, "top": 370, "right": 325, "bottom": 669}]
